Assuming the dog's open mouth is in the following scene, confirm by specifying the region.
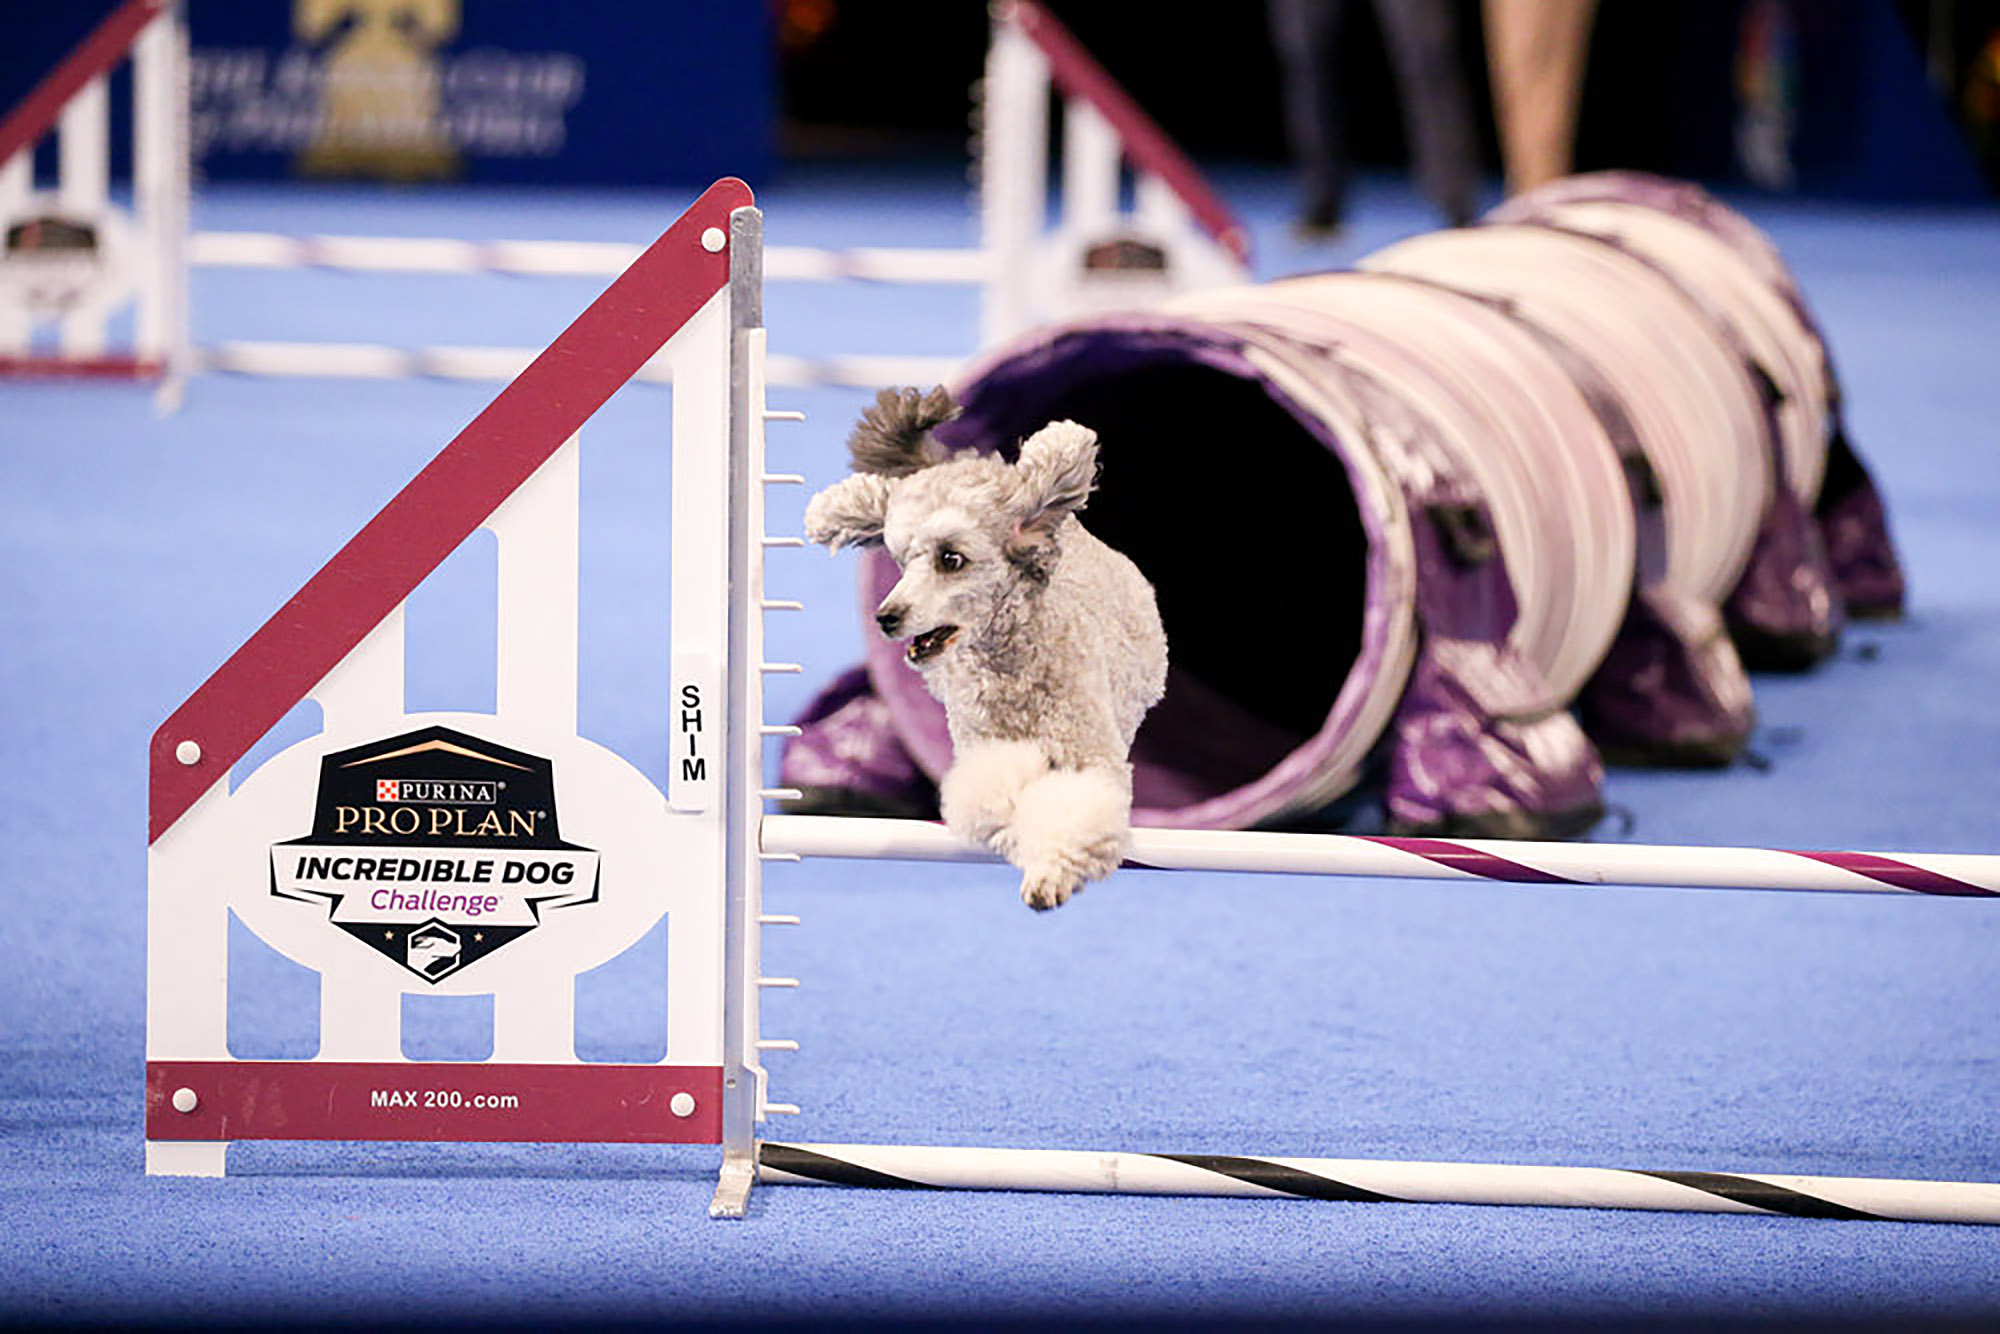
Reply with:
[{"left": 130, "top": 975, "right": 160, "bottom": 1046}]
[{"left": 907, "top": 625, "right": 959, "bottom": 665}]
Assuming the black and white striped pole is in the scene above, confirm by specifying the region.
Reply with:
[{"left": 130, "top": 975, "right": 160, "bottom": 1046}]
[{"left": 759, "top": 1143, "right": 2000, "bottom": 1227}]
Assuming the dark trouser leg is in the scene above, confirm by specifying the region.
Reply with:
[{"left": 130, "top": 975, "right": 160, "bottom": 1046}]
[
  {"left": 1372, "top": 0, "right": 1479, "bottom": 224},
  {"left": 1269, "top": 0, "right": 1350, "bottom": 225}
]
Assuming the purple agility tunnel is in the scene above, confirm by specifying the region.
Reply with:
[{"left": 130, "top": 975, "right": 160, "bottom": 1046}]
[
  {"left": 780, "top": 174, "right": 1901, "bottom": 839},
  {"left": 1483, "top": 171, "right": 1905, "bottom": 634}
]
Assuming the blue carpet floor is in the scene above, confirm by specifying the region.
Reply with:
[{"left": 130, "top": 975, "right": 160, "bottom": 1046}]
[{"left": 3, "top": 164, "right": 1998, "bottom": 1330}]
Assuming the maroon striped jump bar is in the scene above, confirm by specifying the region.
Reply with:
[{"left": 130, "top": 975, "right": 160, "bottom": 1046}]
[
  {"left": 1360, "top": 840, "right": 2000, "bottom": 904},
  {"left": 1359, "top": 837, "right": 1999, "bottom": 898},
  {"left": 757, "top": 816, "right": 2000, "bottom": 899}
]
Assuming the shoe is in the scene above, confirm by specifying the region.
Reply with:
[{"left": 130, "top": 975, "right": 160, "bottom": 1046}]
[{"left": 1292, "top": 202, "right": 1346, "bottom": 242}]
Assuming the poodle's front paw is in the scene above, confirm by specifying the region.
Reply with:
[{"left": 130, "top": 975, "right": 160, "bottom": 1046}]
[
  {"left": 1005, "top": 765, "right": 1132, "bottom": 911},
  {"left": 1019, "top": 865, "right": 1082, "bottom": 912},
  {"left": 940, "top": 739, "right": 1048, "bottom": 849}
]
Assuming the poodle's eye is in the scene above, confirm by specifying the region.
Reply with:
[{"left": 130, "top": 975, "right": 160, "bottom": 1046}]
[{"left": 935, "top": 547, "right": 966, "bottom": 573}]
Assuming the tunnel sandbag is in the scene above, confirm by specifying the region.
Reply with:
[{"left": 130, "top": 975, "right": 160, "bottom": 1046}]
[
  {"left": 1488, "top": 171, "right": 1905, "bottom": 624},
  {"left": 776, "top": 665, "right": 941, "bottom": 819},
  {"left": 846, "top": 313, "right": 1605, "bottom": 836}
]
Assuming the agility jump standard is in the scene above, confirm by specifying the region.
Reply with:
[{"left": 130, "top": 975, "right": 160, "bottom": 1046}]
[
  {"left": 146, "top": 178, "right": 2000, "bottom": 1226},
  {"left": 10, "top": 0, "right": 1240, "bottom": 392},
  {"left": 169, "top": 0, "right": 1243, "bottom": 391},
  {"left": 0, "top": 0, "right": 188, "bottom": 401}
]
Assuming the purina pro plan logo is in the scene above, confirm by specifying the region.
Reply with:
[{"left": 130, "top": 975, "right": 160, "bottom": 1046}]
[{"left": 271, "top": 726, "right": 599, "bottom": 982}]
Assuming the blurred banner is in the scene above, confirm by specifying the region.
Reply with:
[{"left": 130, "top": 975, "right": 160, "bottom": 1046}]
[
  {"left": 0, "top": 0, "right": 769, "bottom": 188},
  {"left": 183, "top": 0, "right": 773, "bottom": 186}
]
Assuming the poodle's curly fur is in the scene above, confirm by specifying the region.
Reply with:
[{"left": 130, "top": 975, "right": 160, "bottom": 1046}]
[{"left": 804, "top": 386, "right": 1168, "bottom": 909}]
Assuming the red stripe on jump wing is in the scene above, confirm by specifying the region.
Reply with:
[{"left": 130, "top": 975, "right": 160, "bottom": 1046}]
[
  {"left": 1007, "top": 0, "right": 1250, "bottom": 265},
  {"left": 0, "top": 354, "right": 163, "bottom": 379},
  {"left": 146, "top": 1061, "right": 723, "bottom": 1143},
  {"left": 148, "top": 177, "right": 752, "bottom": 843},
  {"left": 1787, "top": 850, "right": 1998, "bottom": 898},
  {"left": 0, "top": 0, "right": 164, "bottom": 167},
  {"left": 1358, "top": 836, "right": 1578, "bottom": 884}
]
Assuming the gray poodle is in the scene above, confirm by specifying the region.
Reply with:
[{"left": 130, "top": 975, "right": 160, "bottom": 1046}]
[{"left": 803, "top": 386, "right": 1168, "bottom": 909}]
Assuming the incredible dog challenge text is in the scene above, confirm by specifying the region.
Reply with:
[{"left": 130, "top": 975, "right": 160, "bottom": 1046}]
[{"left": 289, "top": 852, "right": 580, "bottom": 917}]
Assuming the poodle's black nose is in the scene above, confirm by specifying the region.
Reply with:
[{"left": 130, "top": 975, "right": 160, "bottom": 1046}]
[{"left": 875, "top": 607, "right": 903, "bottom": 637}]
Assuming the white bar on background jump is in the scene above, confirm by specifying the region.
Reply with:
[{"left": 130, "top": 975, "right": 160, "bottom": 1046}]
[
  {"left": 757, "top": 1142, "right": 2000, "bottom": 1226},
  {"left": 187, "top": 231, "right": 640, "bottom": 275},
  {"left": 759, "top": 814, "right": 2000, "bottom": 898},
  {"left": 190, "top": 231, "right": 989, "bottom": 285},
  {"left": 194, "top": 340, "right": 540, "bottom": 382},
  {"left": 196, "top": 340, "right": 958, "bottom": 391},
  {"left": 1060, "top": 99, "right": 1121, "bottom": 237},
  {"left": 0, "top": 154, "right": 28, "bottom": 216},
  {"left": 764, "top": 246, "right": 990, "bottom": 284},
  {"left": 57, "top": 75, "right": 111, "bottom": 214},
  {"left": 133, "top": 0, "right": 190, "bottom": 387},
  {"left": 58, "top": 75, "right": 112, "bottom": 357},
  {"left": 760, "top": 352, "right": 968, "bottom": 390},
  {"left": 0, "top": 154, "right": 32, "bottom": 353}
]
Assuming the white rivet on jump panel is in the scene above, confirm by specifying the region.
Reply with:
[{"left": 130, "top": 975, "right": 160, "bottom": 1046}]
[
  {"left": 174, "top": 740, "right": 201, "bottom": 766},
  {"left": 669, "top": 1091, "right": 696, "bottom": 1118},
  {"left": 700, "top": 227, "right": 726, "bottom": 253},
  {"left": 171, "top": 1087, "right": 198, "bottom": 1113}
]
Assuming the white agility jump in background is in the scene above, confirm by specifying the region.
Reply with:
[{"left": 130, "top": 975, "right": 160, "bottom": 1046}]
[
  {"left": 2, "top": 0, "right": 1246, "bottom": 393},
  {"left": 0, "top": 0, "right": 188, "bottom": 401},
  {"left": 147, "top": 177, "right": 2000, "bottom": 1226}
]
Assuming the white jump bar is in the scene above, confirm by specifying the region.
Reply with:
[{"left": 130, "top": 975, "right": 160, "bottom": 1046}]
[
  {"left": 759, "top": 1142, "right": 2000, "bottom": 1226},
  {"left": 195, "top": 342, "right": 963, "bottom": 390},
  {"left": 191, "top": 231, "right": 990, "bottom": 284},
  {"left": 760, "top": 815, "right": 2000, "bottom": 899}
]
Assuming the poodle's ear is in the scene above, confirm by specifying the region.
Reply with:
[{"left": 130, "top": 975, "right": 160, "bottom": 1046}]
[
  {"left": 1004, "top": 420, "right": 1099, "bottom": 580},
  {"left": 804, "top": 473, "right": 894, "bottom": 551},
  {"left": 1010, "top": 419, "right": 1099, "bottom": 535}
]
